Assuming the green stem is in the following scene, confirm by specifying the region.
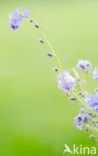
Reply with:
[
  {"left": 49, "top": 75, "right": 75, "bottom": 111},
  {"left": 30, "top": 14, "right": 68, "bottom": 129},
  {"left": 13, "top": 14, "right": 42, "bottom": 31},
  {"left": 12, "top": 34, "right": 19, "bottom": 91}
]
[
  {"left": 29, "top": 17, "right": 64, "bottom": 78},
  {"left": 88, "top": 118, "right": 98, "bottom": 142},
  {"left": 72, "top": 89, "right": 98, "bottom": 117},
  {"left": 28, "top": 17, "right": 98, "bottom": 117},
  {"left": 82, "top": 70, "right": 88, "bottom": 92},
  {"left": 39, "top": 29, "right": 64, "bottom": 77},
  {"left": 72, "top": 67, "right": 84, "bottom": 91}
]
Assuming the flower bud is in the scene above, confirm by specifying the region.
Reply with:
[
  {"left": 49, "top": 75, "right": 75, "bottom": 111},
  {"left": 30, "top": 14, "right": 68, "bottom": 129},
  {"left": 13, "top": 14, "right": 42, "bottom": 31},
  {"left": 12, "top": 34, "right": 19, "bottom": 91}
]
[
  {"left": 52, "top": 67, "right": 59, "bottom": 72},
  {"left": 35, "top": 24, "right": 40, "bottom": 28},
  {"left": 47, "top": 52, "right": 54, "bottom": 57},
  {"left": 86, "top": 70, "right": 91, "bottom": 73},
  {"left": 28, "top": 19, "right": 33, "bottom": 22},
  {"left": 39, "top": 39, "right": 44, "bottom": 43},
  {"left": 95, "top": 88, "right": 98, "bottom": 92},
  {"left": 85, "top": 128, "right": 88, "bottom": 132},
  {"left": 76, "top": 78, "right": 80, "bottom": 81},
  {"left": 89, "top": 135, "right": 95, "bottom": 139},
  {"left": 78, "top": 92, "right": 85, "bottom": 98},
  {"left": 88, "top": 112, "right": 93, "bottom": 116},
  {"left": 69, "top": 96, "right": 78, "bottom": 102},
  {"left": 65, "top": 90, "right": 70, "bottom": 96},
  {"left": 80, "top": 108, "right": 85, "bottom": 113}
]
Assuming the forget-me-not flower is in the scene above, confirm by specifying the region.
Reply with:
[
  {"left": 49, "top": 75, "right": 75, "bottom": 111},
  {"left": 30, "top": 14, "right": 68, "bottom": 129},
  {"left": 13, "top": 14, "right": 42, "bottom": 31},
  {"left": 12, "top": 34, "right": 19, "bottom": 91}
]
[
  {"left": 58, "top": 75, "right": 76, "bottom": 92},
  {"left": 9, "top": 8, "right": 23, "bottom": 30},
  {"left": 74, "top": 113, "right": 90, "bottom": 130},
  {"left": 77, "top": 60, "right": 92, "bottom": 70},
  {"left": 22, "top": 9, "right": 30, "bottom": 17},
  {"left": 9, "top": 8, "right": 30, "bottom": 30},
  {"left": 93, "top": 68, "right": 98, "bottom": 80},
  {"left": 57, "top": 71, "right": 70, "bottom": 82}
]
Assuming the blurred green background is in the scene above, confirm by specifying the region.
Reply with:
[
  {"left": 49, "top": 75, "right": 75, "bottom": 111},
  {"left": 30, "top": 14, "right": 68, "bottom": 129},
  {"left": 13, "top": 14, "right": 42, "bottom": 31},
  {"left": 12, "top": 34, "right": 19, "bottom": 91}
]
[{"left": 0, "top": 0, "right": 98, "bottom": 155}]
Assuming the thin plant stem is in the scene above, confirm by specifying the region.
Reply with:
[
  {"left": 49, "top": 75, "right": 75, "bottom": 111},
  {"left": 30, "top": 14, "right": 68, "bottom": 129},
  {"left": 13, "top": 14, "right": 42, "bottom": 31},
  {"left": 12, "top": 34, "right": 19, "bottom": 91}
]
[
  {"left": 82, "top": 70, "right": 88, "bottom": 92},
  {"left": 72, "top": 67, "right": 84, "bottom": 91},
  {"left": 71, "top": 89, "right": 97, "bottom": 116},
  {"left": 28, "top": 17, "right": 64, "bottom": 78},
  {"left": 28, "top": 17, "right": 98, "bottom": 117}
]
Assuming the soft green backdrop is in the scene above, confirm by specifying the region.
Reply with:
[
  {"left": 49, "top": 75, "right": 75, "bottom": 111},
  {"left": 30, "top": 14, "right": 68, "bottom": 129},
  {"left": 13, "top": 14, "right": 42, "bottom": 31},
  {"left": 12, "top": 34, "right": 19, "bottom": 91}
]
[{"left": 0, "top": 0, "right": 98, "bottom": 156}]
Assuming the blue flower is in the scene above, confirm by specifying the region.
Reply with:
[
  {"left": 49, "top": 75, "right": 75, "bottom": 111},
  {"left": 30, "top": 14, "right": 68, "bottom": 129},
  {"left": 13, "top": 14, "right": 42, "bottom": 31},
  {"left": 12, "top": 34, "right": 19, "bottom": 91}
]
[
  {"left": 57, "top": 70, "right": 76, "bottom": 92},
  {"left": 58, "top": 75, "right": 76, "bottom": 92},
  {"left": 93, "top": 68, "right": 98, "bottom": 80},
  {"left": 74, "top": 114, "right": 83, "bottom": 130},
  {"left": 93, "top": 105, "right": 98, "bottom": 114},
  {"left": 65, "top": 75, "right": 76, "bottom": 90},
  {"left": 22, "top": 8, "right": 30, "bottom": 17},
  {"left": 94, "top": 88, "right": 98, "bottom": 93},
  {"left": 85, "top": 94, "right": 95, "bottom": 107},
  {"left": 74, "top": 113, "right": 90, "bottom": 130},
  {"left": 9, "top": 8, "right": 23, "bottom": 30},
  {"left": 77, "top": 60, "right": 92, "bottom": 70},
  {"left": 94, "top": 93, "right": 98, "bottom": 114},
  {"left": 58, "top": 81, "right": 67, "bottom": 92},
  {"left": 9, "top": 8, "right": 30, "bottom": 30},
  {"left": 85, "top": 93, "right": 98, "bottom": 114},
  {"left": 57, "top": 71, "right": 70, "bottom": 82}
]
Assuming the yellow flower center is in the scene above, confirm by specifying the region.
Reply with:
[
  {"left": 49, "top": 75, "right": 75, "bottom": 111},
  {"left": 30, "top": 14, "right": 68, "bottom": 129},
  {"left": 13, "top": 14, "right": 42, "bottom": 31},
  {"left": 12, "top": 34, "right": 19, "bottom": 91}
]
[
  {"left": 94, "top": 72, "right": 96, "bottom": 75},
  {"left": 70, "top": 84, "right": 73, "bottom": 87},
  {"left": 62, "top": 85, "right": 65, "bottom": 88},
  {"left": 14, "top": 17, "right": 17, "bottom": 21},
  {"left": 12, "top": 24, "right": 15, "bottom": 27}
]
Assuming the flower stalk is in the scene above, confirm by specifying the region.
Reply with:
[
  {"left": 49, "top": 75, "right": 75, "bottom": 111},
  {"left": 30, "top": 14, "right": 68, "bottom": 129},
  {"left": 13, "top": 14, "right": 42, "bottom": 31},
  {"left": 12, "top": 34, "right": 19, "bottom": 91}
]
[
  {"left": 28, "top": 17, "right": 98, "bottom": 117},
  {"left": 9, "top": 8, "right": 98, "bottom": 141}
]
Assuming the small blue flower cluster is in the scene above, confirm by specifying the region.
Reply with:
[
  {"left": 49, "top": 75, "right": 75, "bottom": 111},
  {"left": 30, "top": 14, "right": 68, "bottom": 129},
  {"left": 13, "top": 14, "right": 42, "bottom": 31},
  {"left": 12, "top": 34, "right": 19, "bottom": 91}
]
[
  {"left": 56, "top": 60, "right": 98, "bottom": 139},
  {"left": 85, "top": 91, "right": 98, "bottom": 115},
  {"left": 74, "top": 60, "right": 98, "bottom": 138},
  {"left": 93, "top": 68, "right": 98, "bottom": 80},
  {"left": 74, "top": 113, "right": 90, "bottom": 130},
  {"left": 77, "top": 60, "right": 92, "bottom": 69},
  {"left": 9, "top": 8, "right": 30, "bottom": 30},
  {"left": 9, "top": 9, "right": 98, "bottom": 140},
  {"left": 57, "top": 71, "right": 75, "bottom": 93}
]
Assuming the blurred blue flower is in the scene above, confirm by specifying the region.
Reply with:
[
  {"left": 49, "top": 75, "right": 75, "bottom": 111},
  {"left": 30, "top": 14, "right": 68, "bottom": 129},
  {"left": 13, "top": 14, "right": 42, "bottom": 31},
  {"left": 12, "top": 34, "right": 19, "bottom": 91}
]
[
  {"left": 9, "top": 8, "right": 22, "bottom": 30},
  {"left": 58, "top": 75, "right": 75, "bottom": 92},
  {"left": 93, "top": 68, "right": 98, "bottom": 80},
  {"left": 65, "top": 75, "right": 76, "bottom": 90},
  {"left": 74, "top": 113, "right": 90, "bottom": 130},
  {"left": 9, "top": 8, "right": 30, "bottom": 30},
  {"left": 74, "top": 114, "right": 83, "bottom": 130},
  {"left": 22, "top": 8, "right": 30, "bottom": 17},
  {"left": 85, "top": 92, "right": 98, "bottom": 114},
  {"left": 57, "top": 70, "right": 70, "bottom": 82},
  {"left": 85, "top": 94, "right": 95, "bottom": 107},
  {"left": 94, "top": 88, "right": 98, "bottom": 93},
  {"left": 58, "top": 81, "right": 67, "bottom": 92},
  {"left": 77, "top": 60, "right": 92, "bottom": 70}
]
